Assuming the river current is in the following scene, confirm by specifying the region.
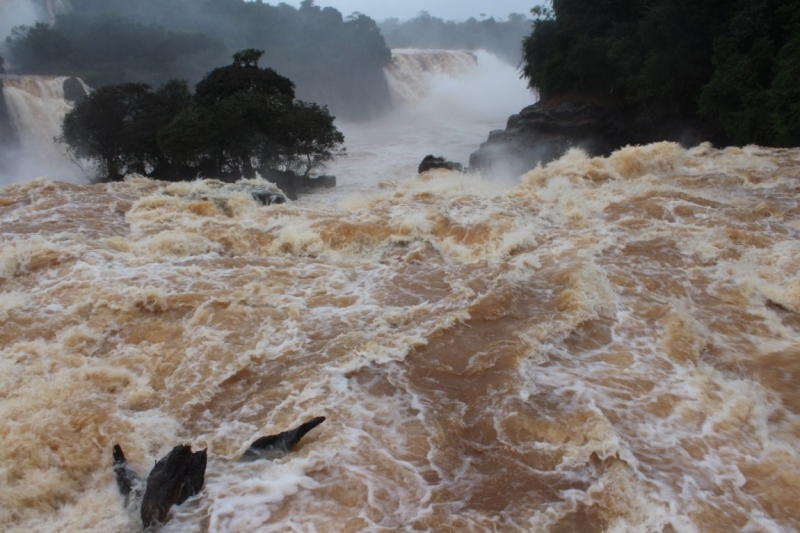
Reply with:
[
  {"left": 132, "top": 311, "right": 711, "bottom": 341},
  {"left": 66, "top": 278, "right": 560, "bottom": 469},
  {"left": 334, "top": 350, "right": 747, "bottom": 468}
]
[{"left": 1, "top": 51, "right": 800, "bottom": 532}]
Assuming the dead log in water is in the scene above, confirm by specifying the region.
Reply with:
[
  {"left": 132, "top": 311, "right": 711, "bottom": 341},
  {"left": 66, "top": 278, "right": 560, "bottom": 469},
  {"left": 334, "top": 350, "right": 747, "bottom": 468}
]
[
  {"left": 239, "top": 416, "right": 326, "bottom": 462},
  {"left": 140, "top": 445, "right": 207, "bottom": 528}
]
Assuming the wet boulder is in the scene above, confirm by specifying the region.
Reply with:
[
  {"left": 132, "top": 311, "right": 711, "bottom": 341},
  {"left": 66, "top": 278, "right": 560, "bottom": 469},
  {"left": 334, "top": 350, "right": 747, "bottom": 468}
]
[
  {"left": 63, "top": 77, "right": 89, "bottom": 104},
  {"left": 251, "top": 190, "right": 286, "bottom": 205},
  {"left": 418, "top": 155, "right": 464, "bottom": 174}
]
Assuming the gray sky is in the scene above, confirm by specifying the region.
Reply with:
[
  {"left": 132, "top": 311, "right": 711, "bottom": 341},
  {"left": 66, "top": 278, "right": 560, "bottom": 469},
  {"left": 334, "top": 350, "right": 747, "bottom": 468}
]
[{"left": 279, "top": 1, "right": 543, "bottom": 21}]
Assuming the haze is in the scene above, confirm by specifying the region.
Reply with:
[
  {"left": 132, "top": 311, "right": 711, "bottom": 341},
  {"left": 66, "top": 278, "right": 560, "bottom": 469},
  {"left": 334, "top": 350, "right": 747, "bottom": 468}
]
[{"left": 278, "top": 0, "right": 543, "bottom": 21}]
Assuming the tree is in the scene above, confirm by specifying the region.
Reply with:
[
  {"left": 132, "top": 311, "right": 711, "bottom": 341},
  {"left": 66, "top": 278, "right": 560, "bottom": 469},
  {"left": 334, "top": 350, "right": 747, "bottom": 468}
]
[
  {"left": 60, "top": 81, "right": 191, "bottom": 180},
  {"left": 61, "top": 50, "right": 346, "bottom": 182},
  {"left": 0, "top": 53, "right": 5, "bottom": 74},
  {"left": 159, "top": 50, "right": 345, "bottom": 180},
  {"left": 281, "top": 102, "right": 345, "bottom": 176},
  {"left": 520, "top": 0, "right": 800, "bottom": 147},
  {"left": 6, "top": 23, "right": 75, "bottom": 74}
]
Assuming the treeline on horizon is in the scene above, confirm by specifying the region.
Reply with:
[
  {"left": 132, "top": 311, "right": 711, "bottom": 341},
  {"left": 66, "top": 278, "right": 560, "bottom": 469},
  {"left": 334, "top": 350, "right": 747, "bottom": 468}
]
[
  {"left": 523, "top": 0, "right": 800, "bottom": 147},
  {"left": 2, "top": 0, "right": 392, "bottom": 121},
  {"left": 379, "top": 12, "right": 532, "bottom": 65}
]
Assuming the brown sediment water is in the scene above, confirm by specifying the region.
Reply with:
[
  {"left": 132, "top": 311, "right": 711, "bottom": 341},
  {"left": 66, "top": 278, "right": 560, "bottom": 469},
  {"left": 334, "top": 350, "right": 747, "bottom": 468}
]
[
  {"left": 2, "top": 142, "right": 800, "bottom": 532},
  {"left": 2, "top": 48, "right": 800, "bottom": 533}
]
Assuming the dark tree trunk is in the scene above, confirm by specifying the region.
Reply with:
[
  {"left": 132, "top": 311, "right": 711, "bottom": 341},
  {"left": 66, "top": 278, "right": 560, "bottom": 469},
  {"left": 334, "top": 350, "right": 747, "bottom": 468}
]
[{"left": 140, "top": 445, "right": 207, "bottom": 528}]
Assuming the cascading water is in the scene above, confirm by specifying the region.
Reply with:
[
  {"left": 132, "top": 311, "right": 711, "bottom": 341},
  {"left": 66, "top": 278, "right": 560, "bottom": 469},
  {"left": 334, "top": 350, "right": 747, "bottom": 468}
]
[
  {"left": 322, "top": 49, "right": 537, "bottom": 202},
  {"left": 0, "top": 75, "right": 87, "bottom": 184},
  {"left": 2, "top": 48, "right": 800, "bottom": 533},
  {"left": 384, "top": 49, "right": 480, "bottom": 105}
]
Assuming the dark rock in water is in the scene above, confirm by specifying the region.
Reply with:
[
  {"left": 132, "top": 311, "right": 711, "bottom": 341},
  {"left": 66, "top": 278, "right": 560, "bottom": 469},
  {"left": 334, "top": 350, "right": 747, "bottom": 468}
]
[
  {"left": 140, "top": 445, "right": 207, "bottom": 529},
  {"left": 469, "top": 99, "right": 625, "bottom": 176},
  {"left": 112, "top": 444, "right": 144, "bottom": 507},
  {"left": 419, "top": 155, "right": 464, "bottom": 174},
  {"left": 301, "top": 174, "right": 336, "bottom": 189},
  {"left": 469, "top": 96, "right": 720, "bottom": 177},
  {"left": 240, "top": 416, "right": 326, "bottom": 462},
  {"left": 262, "top": 170, "right": 338, "bottom": 200},
  {"left": 251, "top": 190, "right": 286, "bottom": 205},
  {"left": 63, "top": 77, "right": 89, "bottom": 104},
  {"left": 262, "top": 169, "right": 299, "bottom": 201}
]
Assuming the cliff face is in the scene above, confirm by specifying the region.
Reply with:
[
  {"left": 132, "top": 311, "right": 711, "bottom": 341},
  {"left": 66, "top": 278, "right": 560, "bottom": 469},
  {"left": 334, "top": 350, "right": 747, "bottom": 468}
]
[{"left": 470, "top": 96, "right": 720, "bottom": 176}]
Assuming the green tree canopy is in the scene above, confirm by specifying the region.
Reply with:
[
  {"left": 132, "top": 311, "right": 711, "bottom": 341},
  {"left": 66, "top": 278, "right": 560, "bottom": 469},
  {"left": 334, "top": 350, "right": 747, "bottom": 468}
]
[
  {"left": 521, "top": 0, "right": 800, "bottom": 147},
  {"left": 62, "top": 51, "right": 345, "bottom": 183}
]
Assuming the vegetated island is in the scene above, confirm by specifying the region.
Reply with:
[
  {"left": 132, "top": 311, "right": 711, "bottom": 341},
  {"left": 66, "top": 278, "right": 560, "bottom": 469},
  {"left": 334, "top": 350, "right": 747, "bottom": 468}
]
[
  {"left": 60, "top": 49, "right": 344, "bottom": 198},
  {"left": 471, "top": 0, "right": 800, "bottom": 175}
]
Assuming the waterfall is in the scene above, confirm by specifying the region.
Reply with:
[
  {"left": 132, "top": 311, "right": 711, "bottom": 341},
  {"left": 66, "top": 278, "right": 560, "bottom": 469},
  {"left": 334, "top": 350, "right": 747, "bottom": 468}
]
[
  {"left": 0, "top": 75, "right": 88, "bottom": 183},
  {"left": 383, "top": 49, "right": 479, "bottom": 105}
]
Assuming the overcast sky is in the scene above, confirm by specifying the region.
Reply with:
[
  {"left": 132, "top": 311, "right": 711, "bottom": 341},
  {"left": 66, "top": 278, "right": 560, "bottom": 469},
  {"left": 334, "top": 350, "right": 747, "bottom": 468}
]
[{"left": 279, "top": 1, "right": 543, "bottom": 21}]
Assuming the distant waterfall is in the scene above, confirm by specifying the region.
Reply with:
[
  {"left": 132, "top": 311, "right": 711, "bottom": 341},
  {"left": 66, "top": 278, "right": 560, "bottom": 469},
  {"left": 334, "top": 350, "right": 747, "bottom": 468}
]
[
  {"left": 384, "top": 49, "right": 478, "bottom": 106},
  {"left": 0, "top": 75, "right": 88, "bottom": 182}
]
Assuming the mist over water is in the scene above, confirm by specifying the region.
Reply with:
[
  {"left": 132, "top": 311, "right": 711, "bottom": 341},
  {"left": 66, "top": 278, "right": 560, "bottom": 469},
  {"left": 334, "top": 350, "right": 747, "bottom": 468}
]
[
  {"left": 0, "top": 76, "right": 88, "bottom": 186},
  {"left": 323, "top": 50, "right": 536, "bottom": 202},
  {"left": 2, "top": 49, "right": 800, "bottom": 533},
  {"left": 0, "top": 0, "right": 43, "bottom": 41}
]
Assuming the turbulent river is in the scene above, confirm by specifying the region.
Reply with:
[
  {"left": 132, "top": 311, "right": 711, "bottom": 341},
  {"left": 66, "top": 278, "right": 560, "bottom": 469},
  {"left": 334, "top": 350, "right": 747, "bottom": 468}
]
[{"left": 2, "top": 51, "right": 800, "bottom": 533}]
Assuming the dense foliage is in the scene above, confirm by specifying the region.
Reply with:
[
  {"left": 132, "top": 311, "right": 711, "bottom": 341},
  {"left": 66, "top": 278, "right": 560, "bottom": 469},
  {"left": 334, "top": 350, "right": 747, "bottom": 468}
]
[
  {"left": 379, "top": 12, "right": 532, "bottom": 65},
  {"left": 522, "top": 0, "right": 800, "bottom": 146},
  {"left": 5, "top": 17, "right": 226, "bottom": 88},
  {"left": 6, "top": 0, "right": 392, "bottom": 120},
  {"left": 61, "top": 50, "right": 344, "bottom": 183}
]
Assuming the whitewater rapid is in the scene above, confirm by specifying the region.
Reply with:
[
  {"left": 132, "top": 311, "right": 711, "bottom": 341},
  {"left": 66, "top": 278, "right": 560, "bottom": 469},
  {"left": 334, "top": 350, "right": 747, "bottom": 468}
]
[{"left": 1, "top": 51, "right": 800, "bottom": 532}]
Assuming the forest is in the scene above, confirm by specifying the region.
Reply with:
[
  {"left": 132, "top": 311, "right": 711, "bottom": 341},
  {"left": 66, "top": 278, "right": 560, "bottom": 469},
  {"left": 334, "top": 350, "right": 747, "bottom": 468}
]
[
  {"left": 522, "top": 0, "right": 800, "bottom": 146},
  {"left": 60, "top": 50, "right": 345, "bottom": 184},
  {"left": 379, "top": 12, "right": 532, "bottom": 65},
  {"left": 4, "top": 0, "right": 392, "bottom": 120}
]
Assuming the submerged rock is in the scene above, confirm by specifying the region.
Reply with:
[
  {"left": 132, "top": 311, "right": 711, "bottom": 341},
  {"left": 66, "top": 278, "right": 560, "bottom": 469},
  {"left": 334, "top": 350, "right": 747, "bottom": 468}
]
[
  {"left": 251, "top": 190, "right": 286, "bottom": 205},
  {"left": 240, "top": 416, "right": 326, "bottom": 462},
  {"left": 418, "top": 155, "right": 464, "bottom": 174},
  {"left": 62, "top": 77, "right": 89, "bottom": 104}
]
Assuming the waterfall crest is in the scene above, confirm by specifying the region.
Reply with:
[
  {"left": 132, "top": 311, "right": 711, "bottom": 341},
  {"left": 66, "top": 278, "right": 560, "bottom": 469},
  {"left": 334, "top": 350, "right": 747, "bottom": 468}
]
[{"left": 384, "top": 49, "right": 478, "bottom": 105}]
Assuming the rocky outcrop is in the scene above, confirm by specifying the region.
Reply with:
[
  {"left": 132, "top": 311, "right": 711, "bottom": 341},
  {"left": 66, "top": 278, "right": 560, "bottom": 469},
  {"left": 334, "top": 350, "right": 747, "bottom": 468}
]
[
  {"left": 62, "top": 77, "right": 88, "bottom": 104},
  {"left": 418, "top": 155, "right": 464, "bottom": 174},
  {"left": 470, "top": 96, "right": 717, "bottom": 176},
  {"left": 469, "top": 99, "right": 626, "bottom": 176}
]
